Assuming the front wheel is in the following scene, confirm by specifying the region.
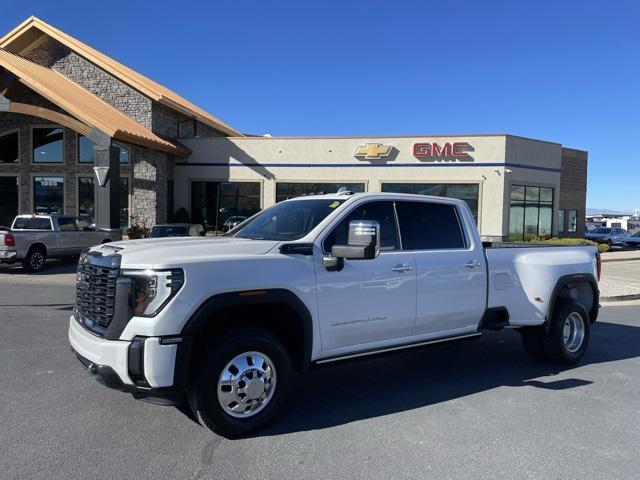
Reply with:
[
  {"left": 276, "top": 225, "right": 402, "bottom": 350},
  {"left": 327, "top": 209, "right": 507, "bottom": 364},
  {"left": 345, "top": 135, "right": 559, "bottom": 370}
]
[{"left": 188, "top": 328, "right": 292, "bottom": 438}]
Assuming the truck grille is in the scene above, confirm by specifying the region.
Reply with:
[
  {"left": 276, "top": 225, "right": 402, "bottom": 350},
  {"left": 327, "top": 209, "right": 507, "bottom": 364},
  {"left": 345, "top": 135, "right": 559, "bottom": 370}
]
[{"left": 75, "top": 262, "right": 119, "bottom": 329}]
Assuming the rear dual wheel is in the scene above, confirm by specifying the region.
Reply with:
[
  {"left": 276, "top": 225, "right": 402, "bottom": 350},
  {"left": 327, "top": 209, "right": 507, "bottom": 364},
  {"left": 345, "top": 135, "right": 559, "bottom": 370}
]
[{"left": 520, "top": 301, "right": 590, "bottom": 364}]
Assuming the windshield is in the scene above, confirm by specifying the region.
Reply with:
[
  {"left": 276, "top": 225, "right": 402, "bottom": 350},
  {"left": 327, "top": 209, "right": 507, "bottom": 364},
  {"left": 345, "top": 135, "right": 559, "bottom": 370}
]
[
  {"left": 231, "top": 199, "right": 345, "bottom": 241},
  {"left": 149, "top": 226, "right": 188, "bottom": 238},
  {"left": 593, "top": 228, "right": 611, "bottom": 234}
]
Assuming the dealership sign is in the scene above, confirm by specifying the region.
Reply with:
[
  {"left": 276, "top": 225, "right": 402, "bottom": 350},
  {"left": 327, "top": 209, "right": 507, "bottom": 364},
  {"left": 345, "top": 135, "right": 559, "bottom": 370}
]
[
  {"left": 354, "top": 143, "right": 393, "bottom": 160},
  {"left": 413, "top": 142, "right": 471, "bottom": 159}
]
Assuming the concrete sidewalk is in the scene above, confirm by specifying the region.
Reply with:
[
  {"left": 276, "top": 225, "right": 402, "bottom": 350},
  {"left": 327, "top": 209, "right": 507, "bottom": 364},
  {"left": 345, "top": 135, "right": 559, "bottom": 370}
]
[{"left": 600, "top": 260, "right": 640, "bottom": 302}]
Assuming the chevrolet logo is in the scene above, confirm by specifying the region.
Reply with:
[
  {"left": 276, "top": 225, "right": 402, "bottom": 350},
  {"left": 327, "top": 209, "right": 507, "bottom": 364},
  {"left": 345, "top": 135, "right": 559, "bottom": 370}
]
[{"left": 354, "top": 143, "right": 393, "bottom": 160}]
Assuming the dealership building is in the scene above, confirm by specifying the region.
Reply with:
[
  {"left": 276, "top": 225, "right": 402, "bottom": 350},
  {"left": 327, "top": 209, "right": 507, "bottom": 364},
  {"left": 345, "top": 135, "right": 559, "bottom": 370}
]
[{"left": 0, "top": 17, "right": 588, "bottom": 241}]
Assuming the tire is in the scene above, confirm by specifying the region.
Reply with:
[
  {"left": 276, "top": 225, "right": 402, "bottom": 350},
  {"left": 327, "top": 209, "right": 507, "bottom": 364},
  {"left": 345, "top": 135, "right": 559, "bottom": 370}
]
[
  {"left": 22, "top": 246, "right": 47, "bottom": 272},
  {"left": 188, "top": 328, "right": 292, "bottom": 438},
  {"left": 520, "top": 327, "right": 545, "bottom": 360},
  {"left": 541, "top": 300, "right": 590, "bottom": 364}
]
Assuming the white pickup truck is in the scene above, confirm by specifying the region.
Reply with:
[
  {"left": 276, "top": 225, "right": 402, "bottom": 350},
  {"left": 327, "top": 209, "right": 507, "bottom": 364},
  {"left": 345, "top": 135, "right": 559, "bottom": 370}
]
[
  {"left": 68, "top": 192, "right": 600, "bottom": 437},
  {"left": 0, "top": 214, "right": 117, "bottom": 272}
]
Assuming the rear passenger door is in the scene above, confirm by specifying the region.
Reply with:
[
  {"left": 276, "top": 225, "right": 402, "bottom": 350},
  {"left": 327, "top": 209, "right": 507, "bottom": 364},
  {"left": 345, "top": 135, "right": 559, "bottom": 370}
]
[
  {"left": 55, "top": 216, "right": 79, "bottom": 255},
  {"left": 395, "top": 201, "right": 486, "bottom": 335}
]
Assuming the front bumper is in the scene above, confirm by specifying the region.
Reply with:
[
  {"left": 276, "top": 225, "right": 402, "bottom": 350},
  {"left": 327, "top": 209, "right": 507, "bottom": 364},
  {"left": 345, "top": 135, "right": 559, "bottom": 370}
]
[{"left": 68, "top": 316, "right": 188, "bottom": 405}]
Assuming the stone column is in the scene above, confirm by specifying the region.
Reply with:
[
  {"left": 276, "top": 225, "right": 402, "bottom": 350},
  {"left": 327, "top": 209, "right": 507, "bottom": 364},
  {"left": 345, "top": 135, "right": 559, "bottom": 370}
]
[{"left": 94, "top": 144, "right": 121, "bottom": 231}]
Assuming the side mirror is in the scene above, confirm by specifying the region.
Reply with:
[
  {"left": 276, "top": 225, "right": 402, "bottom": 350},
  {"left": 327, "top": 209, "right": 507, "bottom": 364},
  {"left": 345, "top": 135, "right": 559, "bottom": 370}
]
[
  {"left": 83, "top": 226, "right": 95, "bottom": 232},
  {"left": 331, "top": 220, "right": 380, "bottom": 260}
]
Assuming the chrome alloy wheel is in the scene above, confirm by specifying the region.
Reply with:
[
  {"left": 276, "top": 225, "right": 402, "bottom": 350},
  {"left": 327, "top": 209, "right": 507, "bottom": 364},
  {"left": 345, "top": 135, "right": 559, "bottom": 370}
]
[
  {"left": 30, "top": 252, "right": 45, "bottom": 270},
  {"left": 217, "top": 351, "right": 277, "bottom": 418},
  {"left": 562, "top": 312, "right": 585, "bottom": 353}
]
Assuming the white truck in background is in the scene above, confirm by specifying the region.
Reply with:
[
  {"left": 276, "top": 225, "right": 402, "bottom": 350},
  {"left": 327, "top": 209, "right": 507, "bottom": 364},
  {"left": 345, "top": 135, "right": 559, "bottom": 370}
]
[
  {"left": 0, "top": 214, "right": 117, "bottom": 271},
  {"left": 68, "top": 192, "right": 600, "bottom": 437}
]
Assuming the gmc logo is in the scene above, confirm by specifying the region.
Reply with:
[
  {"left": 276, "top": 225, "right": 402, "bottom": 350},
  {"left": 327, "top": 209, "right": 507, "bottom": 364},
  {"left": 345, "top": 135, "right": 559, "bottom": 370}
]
[{"left": 413, "top": 142, "right": 471, "bottom": 158}]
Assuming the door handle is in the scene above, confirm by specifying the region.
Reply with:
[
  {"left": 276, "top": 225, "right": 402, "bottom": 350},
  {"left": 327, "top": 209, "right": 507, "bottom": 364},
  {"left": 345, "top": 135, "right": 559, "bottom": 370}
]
[
  {"left": 391, "top": 264, "right": 413, "bottom": 273},
  {"left": 464, "top": 260, "right": 481, "bottom": 269}
]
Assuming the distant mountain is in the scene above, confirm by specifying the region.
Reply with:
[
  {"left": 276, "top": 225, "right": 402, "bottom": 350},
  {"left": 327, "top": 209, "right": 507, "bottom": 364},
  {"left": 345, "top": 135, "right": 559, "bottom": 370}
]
[{"left": 587, "top": 208, "right": 634, "bottom": 216}]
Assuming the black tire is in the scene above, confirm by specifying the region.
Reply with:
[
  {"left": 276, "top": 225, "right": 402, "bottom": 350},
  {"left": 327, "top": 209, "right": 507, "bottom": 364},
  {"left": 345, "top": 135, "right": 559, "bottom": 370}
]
[
  {"left": 22, "top": 246, "right": 47, "bottom": 272},
  {"left": 188, "top": 328, "right": 292, "bottom": 438},
  {"left": 520, "top": 327, "right": 545, "bottom": 360},
  {"left": 541, "top": 300, "right": 590, "bottom": 364}
]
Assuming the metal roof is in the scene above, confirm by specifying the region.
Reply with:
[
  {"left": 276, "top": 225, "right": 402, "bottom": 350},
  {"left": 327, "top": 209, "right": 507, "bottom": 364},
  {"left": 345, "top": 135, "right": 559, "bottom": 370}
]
[
  {"left": 0, "top": 16, "right": 243, "bottom": 137},
  {"left": 0, "top": 48, "right": 191, "bottom": 156}
]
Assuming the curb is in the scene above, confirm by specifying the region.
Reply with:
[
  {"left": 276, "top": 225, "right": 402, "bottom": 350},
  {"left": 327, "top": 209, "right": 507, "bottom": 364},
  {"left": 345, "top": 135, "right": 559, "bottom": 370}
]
[
  {"left": 600, "top": 293, "right": 640, "bottom": 302},
  {"left": 601, "top": 257, "right": 640, "bottom": 263}
]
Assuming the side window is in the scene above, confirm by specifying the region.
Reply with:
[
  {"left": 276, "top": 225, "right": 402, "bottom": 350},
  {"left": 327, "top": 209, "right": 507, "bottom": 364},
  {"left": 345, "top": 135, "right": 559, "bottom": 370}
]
[
  {"left": 396, "top": 201, "right": 466, "bottom": 250},
  {"left": 323, "top": 201, "right": 400, "bottom": 252},
  {"left": 75, "top": 218, "right": 91, "bottom": 230},
  {"left": 58, "top": 217, "right": 78, "bottom": 231}
]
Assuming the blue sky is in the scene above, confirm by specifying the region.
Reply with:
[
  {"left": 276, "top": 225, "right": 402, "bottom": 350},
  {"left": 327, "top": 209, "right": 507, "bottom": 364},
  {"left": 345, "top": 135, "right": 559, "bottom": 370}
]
[{"left": 2, "top": 1, "right": 638, "bottom": 212}]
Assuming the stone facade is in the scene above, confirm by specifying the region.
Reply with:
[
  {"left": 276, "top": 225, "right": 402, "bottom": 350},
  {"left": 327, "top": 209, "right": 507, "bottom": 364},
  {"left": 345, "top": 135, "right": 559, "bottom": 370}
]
[
  {"left": 24, "top": 38, "right": 153, "bottom": 129},
  {"left": 559, "top": 147, "right": 588, "bottom": 237}
]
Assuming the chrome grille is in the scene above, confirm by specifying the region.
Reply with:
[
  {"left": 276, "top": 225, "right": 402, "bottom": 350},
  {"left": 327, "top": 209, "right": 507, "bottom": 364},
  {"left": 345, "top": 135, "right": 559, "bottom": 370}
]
[{"left": 75, "top": 262, "right": 119, "bottom": 330}]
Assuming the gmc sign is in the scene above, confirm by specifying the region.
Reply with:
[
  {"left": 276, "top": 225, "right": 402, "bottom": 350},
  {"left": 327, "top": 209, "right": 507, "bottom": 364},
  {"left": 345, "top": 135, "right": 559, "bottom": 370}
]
[{"left": 413, "top": 141, "right": 471, "bottom": 159}]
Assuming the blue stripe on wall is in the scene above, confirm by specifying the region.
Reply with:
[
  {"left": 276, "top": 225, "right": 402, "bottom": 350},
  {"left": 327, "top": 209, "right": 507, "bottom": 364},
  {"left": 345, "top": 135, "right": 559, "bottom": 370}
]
[{"left": 174, "top": 161, "right": 561, "bottom": 173}]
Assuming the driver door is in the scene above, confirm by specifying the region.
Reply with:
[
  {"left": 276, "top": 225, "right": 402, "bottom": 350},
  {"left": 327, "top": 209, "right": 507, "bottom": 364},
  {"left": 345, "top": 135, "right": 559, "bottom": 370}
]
[{"left": 314, "top": 201, "right": 417, "bottom": 353}]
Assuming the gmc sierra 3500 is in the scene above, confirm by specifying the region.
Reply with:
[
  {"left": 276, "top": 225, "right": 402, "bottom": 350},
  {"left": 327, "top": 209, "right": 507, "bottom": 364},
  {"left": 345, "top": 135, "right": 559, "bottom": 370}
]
[{"left": 69, "top": 192, "right": 600, "bottom": 437}]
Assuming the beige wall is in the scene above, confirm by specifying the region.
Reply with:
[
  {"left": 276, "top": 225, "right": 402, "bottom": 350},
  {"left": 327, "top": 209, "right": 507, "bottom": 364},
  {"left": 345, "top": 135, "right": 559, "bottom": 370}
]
[{"left": 175, "top": 134, "right": 565, "bottom": 239}]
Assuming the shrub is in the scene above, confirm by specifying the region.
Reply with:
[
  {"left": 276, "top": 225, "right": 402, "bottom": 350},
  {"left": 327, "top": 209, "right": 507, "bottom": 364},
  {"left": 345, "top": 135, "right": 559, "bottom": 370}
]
[
  {"left": 126, "top": 215, "right": 149, "bottom": 239},
  {"left": 526, "top": 237, "right": 609, "bottom": 252}
]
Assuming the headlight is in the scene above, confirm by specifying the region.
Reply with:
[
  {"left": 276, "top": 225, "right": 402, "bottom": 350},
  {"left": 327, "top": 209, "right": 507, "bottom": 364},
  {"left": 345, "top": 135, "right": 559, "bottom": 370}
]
[{"left": 120, "top": 269, "right": 184, "bottom": 316}]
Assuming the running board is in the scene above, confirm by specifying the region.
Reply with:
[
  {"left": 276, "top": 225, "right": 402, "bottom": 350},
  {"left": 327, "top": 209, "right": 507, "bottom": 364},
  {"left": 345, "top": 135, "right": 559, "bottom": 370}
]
[{"left": 315, "top": 332, "right": 483, "bottom": 365}]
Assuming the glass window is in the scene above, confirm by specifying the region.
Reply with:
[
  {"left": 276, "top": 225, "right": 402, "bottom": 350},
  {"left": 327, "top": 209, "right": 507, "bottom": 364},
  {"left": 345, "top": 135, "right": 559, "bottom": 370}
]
[
  {"left": 76, "top": 218, "right": 92, "bottom": 230},
  {"left": 78, "top": 177, "right": 95, "bottom": 223},
  {"left": 276, "top": 183, "right": 365, "bottom": 203},
  {"left": 33, "top": 176, "right": 64, "bottom": 214},
  {"left": 558, "top": 210, "right": 565, "bottom": 234},
  {"left": 508, "top": 185, "right": 554, "bottom": 241},
  {"left": 120, "top": 177, "right": 130, "bottom": 228},
  {"left": 33, "top": 128, "right": 64, "bottom": 163},
  {"left": 382, "top": 183, "right": 479, "bottom": 223},
  {"left": 78, "top": 176, "right": 129, "bottom": 226},
  {"left": 191, "top": 181, "right": 261, "bottom": 233},
  {"left": 323, "top": 201, "right": 400, "bottom": 252},
  {"left": 149, "top": 225, "right": 188, "bottom": 238},
  {"left": 232, "top": 199, "right": 345, "bottom": 241},
  {"left": 396, "top": 201, "right": 466, "bottom": 250},
  {"left": 568, "top": 210, "right": 577, "bottom": 233},
  {"left": 12, "top": 216, "right": 52, "bottom": 230},
  {"left": 57, "top": 217, "right": 78, "bottom": 231},
  {"left": 0, "top": 131, "right": 19, "bottom": 163},
  {"left": 0, "top": 176, "right": 19, "bottom": 227},
  {"left": 78, "top": 135, "right": 130, "bottom": 164}
]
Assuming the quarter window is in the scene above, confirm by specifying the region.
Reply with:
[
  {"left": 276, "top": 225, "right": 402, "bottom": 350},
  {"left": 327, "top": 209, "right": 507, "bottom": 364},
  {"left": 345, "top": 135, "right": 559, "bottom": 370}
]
[
  {"left": 396, "top": 201, "right": 466, "bottom": 250},
  {"left": 0, "top": 130, "right": 19, "bottom": 163},
  {"left": 33, "top": 127, "right": 64, "bottom": 163},
  {"left": 323, "top": 201, "right": 400, "bottom": 252}
]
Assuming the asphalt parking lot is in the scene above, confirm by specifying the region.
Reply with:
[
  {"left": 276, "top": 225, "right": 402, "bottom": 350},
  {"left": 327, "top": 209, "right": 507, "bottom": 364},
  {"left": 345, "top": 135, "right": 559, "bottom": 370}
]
[{"left": 1, "top": 264, "right": 640, "bottom": 479}]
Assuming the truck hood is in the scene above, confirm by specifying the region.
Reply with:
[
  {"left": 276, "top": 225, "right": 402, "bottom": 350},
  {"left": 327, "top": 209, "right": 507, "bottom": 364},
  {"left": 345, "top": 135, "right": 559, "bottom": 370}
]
[{"left": 93, "top": 236, "right": 280, "bottom": 268}]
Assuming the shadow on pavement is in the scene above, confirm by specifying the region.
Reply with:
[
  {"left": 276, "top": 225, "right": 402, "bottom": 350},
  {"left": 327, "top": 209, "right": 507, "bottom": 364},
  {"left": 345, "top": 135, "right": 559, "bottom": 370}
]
[
  {"left": 0, "top": 259, "right": 77, "bottom": 276},
  {"left": 223, "top": 321, "right": 639, "bottom": 436}
]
